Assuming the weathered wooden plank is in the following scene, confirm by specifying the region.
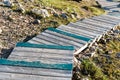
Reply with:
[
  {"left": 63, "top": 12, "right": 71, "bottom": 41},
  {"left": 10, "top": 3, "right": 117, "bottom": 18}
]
[
  {"left": 44, "top": 30, "right": 87, "bottom": 45},
  {"left": 101, "top": 14, "right": 120, "bottom": 21},
  {"left": 28, "top": 37, "right": 55, "bottom": 45},
  {"left": 34, "top": 35, "right": 71, "bottom": 46},
  {"left": 96, "top": 0, "right": 119, "bottom": 7},
  {"left": 0, "top": 72, "right": 71, "bottom": 80},
  {"left": 47, "top": 28, "right": 91, "bottom": 42},
  {"left": 91, "top": 17, "right": 118, "bottom": 25},
  {"left": 0, "top": 65, "right": 72, "bottom": 77},
  {"left": 81, "top": 18, "right": 114, "bottom": 28},
  {"left": 0, "top": 59, "right": 73, "bottom": 70},
  {"left": 80, "top": 19, "right": 113, "bottom": 29},
  {"left": 12, "top": 45, "right": 74, "bottom": 54},
  {"left": 9, "top": 48, "right": 73, "bottom": 64},
  {"left": 73, "top": 22, "right": 107, "bottom": 33},
  {"left": 16, "top": 42, "right": 74, "bottom": 50},
  {"left": 77, "top": 20, "right": 108, "bottom": 31},
  {"left": 68, "top": 22, "right": 103, "bottom": 34},
  {"left": 92, "top": 15, "right": 120, "bottom": 23},
  {"left": 41, "top": 32, "right": 84, "bottom": 48},
  {"left": 108, "top": 12, "right": 120, "bottom": 18},
  {"left": 9, "top": 56, "right": 72, "bottom": 64},
  {"left": 58, "top": 25, "right": 95, "bottom": 38},
  {"left": 110, "top": 8, "right": 120, "bottom": 12}
]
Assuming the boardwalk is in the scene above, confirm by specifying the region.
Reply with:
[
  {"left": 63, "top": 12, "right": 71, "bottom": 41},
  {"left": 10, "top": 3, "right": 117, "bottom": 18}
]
[{"left": 0, "top": 0, "right": 120, "bottom": 80}]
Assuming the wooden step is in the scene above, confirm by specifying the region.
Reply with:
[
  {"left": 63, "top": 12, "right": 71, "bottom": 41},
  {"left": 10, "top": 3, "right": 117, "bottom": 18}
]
[
  {"left": 81, "top": 18, "right": 114, "bottom": 28},
  {"left": 58, "top": 25, "right": 95, "bottom": 38},
  {"left": 9, "top": 42, "right": 74, "bottom": 64},
  {"left": 47, "top": 28, "right": 91, "bottom": 42},
  {"left": 79, "top": 19, "right": 113, "bottom": 29},
  {"left": 67, "top": 22, "right": 103, "bottom": 34},
  {"left": 91, "top": 16, "right": 118, "bottom": 25},
  {"left": 92, "top": 15, "right": 120, "bottom": 23},
  {"left": 74, "top": 22, "right": 107, "bottom": 33},
  {"left": 0, "top": 59, "right": 72, "bottom": 80}
]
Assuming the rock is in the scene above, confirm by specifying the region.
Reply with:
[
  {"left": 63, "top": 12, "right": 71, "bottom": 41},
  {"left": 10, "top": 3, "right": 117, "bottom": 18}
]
[
  {"left": 40, "top": 9, "right": 50, "bottom": 18},
  {"left": 116, "top": 53, "right": 120, "bottom": 58},
  {"left": 3, "top": 0, "right": 13, "bottom": 7},
  {"left": 61, "top": 13, "right": 68, "bottom": 19},
  {"left": 113, "top": 30, "right": 120, "bottom": 34},
  {"left": 33, "top": 19, "right": 41, "bottom": 24},
  {"left": 0, "top": 28, "right": 2, "bottom": 34},
  {"left": 32, "top": 8, "right": 50, "bottom": 18},
  {"left": 0, "top": 2, "right": 4, "bottom": 6},
  {"left": 53, "top": 13, "right": 59, "bottom": 17},
  {"left": 71, "top": 14, "right": 76, "bottom": 19}
]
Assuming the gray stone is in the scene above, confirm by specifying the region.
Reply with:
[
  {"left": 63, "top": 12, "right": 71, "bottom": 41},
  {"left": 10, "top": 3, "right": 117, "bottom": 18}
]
[
  {"left": 32, "top": 8, "right": 50, "bottom": 18},
  {"left": 61, "top": 13, "right": 68, "bottom": 19},
  {"left": 81, "top": 77, "right": 89, "bottom": 80},
  {"left": 113, "top": 30, "right": 120, "bottom": 34},
  {"left": 40, "top": 9, "right": 50, "bottom": 18},
  {"left": 0, "top": 28, "right": 2, "bottom": 34},
  {"left": 33, "top": 19, "right": 41, "bottom": 24},
  {"left": 116, "top": 53, "right": 120, "bottom": 58},
  {"left": 3, "top": 0, "right": 13, "bottom": 7}
]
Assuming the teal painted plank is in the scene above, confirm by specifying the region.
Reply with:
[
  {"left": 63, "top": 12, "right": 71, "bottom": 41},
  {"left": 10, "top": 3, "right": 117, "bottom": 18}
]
[
  {"left": 47, "top": 28, "right": 91, "bottom": 42},
  {"left": 0, "top": 59, "right": 72, "bottom": 70},
  {"left": 16, "top": 42, "right": 74, "bottom": 50}
]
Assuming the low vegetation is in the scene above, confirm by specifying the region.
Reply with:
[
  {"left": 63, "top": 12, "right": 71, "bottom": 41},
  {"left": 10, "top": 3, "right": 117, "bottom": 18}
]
[{"left": 74, "top": 28, "right": 120, "bottom": 80}]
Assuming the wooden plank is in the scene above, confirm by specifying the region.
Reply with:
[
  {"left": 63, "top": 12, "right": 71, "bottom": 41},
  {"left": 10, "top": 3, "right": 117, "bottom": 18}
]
[
  {"left": 28, "top": 37, "right": 55, "bottom": 45},
  {"left": 80, "top": 19, "right": 113, "bottom": 29},
  {"left": 47, "top": 28, "right": 91, "bottom": 42},
  {"left": 77, "top": 20, "right": 108, "bottom": 31},
  {"left": 110, "top": 8, "right": 120, "bottom": 12},
  {"left": 44, "top": 30, "right": 87, "bottom": 45},
  {"left": 101, "top": 15, "right": 120, "bottom": 21},
  {"left": 62, "top": 23, "right": 99, "bottom": 36},
  {"left": 16, "top": 42, "right": 74, "bottom": 50},
  {"left": 81, "top": 18, "right": 114, "bottom": 28},
  {"left": 12, "top": 45, "right": 74, "bottom": 54},
  {"left": 0, "top": 72, "right": 71, "bottom": 80},
  {"left": 93, "top": 15, "right": 120, "bottom": 23},
  {"left": 96, "top": 0, "right": 119, "bottom": 7},
  {"left": 67, "top": 23, "right": 103, "bottom": 34},
  {"left": 108, "top": 12, "right": 120, "bottom": 18},
  {"left": 74, "top": 22, "right": 107, "bottom": 33},
  {"left": 58, "top": 25, "right": 95, "bottom": 38},
  {"left": 0, "top": 59, "right": 73, "bottom": 70},
  {"left": 41, "top": 32, "right": 84, "bottom": 48},
  {"left": 9, "top": 48, "right": 73, "bottom": 64},
  {"left": 9, "top": 56, "right": 72, "bottom": 64},
  {"left": 91, "top": 17, "right": 118, "bottom": 25},
  {"left": 0, "top": 65, "right": 72, "bottom": 77}
]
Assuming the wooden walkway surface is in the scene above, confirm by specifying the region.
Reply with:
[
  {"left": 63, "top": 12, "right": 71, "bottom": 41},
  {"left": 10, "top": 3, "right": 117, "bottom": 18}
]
[{"left": 0, "top": 0, "right": 120, "bottom": 80}]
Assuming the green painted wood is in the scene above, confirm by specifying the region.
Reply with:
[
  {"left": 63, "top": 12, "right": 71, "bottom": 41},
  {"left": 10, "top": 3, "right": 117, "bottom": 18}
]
[
  {"left": 47, "top": 27, "right": 91, "bottom": 42},
  {"left": 0, "top": 59, "right": 72, "bottom": 70},
  {"left": 16, "top": 42, "right": 74, "bottom": 50}
]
